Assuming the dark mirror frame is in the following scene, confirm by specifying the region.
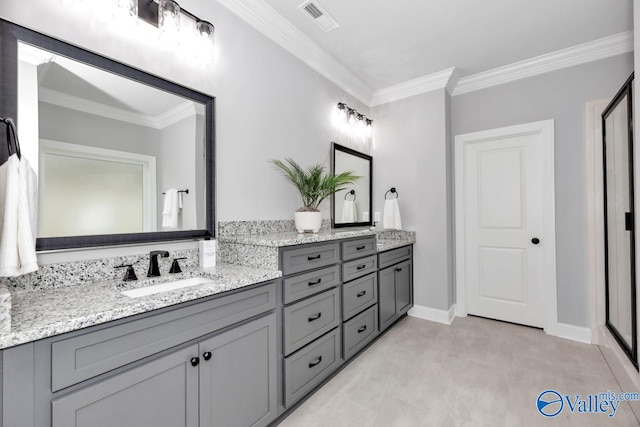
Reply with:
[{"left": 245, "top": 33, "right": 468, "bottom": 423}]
[
  {"left": 331, "top": 142, "right": 372, "bottom": 229},
  {"left": 0, "top": 18, "right": 215, "bottom": 251}
]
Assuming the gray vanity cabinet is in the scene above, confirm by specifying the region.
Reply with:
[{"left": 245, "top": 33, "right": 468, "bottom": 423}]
[
  {"left": 199, "top": 313, "right": 277, "bottom": 427},
  {"left": 51, "top": 313, "right": 277, "bottom": 427},
  {"left": 51, "top": 344, "right": 200, "bottom": 427},
  {"left": 3, "top": 282, "right": 279, "bottom": 427},
  {"left": 340, "top": 237, "right": 379, "bottom": 362},
  {"left": 378, "top": 246, "right": 413, "bottom": 333}
]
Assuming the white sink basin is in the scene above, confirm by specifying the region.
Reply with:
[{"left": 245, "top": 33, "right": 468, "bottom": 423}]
[{"left": 121, "top": 277, "right": 215, "bottom": 298}]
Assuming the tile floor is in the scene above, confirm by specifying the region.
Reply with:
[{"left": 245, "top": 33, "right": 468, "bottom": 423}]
[{"left": 277, "top": 315, "right": 640, "bottom": 426}]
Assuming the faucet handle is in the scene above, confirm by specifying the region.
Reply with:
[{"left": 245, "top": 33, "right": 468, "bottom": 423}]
[
  {"left": 170, "top": 257, "right": 186, "bottom": 274},
  {"left": 115, "top": 264, "right": 138, "bottom": 281}
]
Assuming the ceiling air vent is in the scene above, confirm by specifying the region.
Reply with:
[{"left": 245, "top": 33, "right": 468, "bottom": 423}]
[{"left": 298, "top": 1, "right": 339, "bottom": 32}]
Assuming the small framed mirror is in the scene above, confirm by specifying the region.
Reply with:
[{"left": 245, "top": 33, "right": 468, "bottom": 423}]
[{"left": 331, "top": 143, "right": 372, "bottom": 228}]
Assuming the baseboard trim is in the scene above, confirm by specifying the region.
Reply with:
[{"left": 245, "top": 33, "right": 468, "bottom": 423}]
[
  {"left": 408, "top": 304, "right": 456, "bottom": 325},
  {"left": 556, "top": 322, "right": 592, "bottom": 344}
]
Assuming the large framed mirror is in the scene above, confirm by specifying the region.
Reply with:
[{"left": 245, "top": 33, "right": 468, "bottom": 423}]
[
  {"left": 0, "top": 19, "right": 215, "bottom": 250},
  {"left": 331, "top": 143, "right": 372, "bottom": 228}
]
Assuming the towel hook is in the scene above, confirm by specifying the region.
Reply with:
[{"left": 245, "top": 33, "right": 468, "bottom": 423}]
[
  {"left": 1, "top": 117, "right": 21, "bottom": 160},
  {"left": 344, "top": 189, "right": 356, "bottom": 201},
  {"left": 385, "top": 187, "right": 399, "bottom": 200}
]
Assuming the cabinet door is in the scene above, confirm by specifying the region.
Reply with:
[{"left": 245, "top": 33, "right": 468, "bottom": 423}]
[
  {"left": 52, "top": 345, "right": 199, "bottom": 427},
  {"left": 199, "top": 313, "right": 277, "bottom": 427},
  {"left": 378, "top": 266, "right": 397, "bottom": 332},
  {"left": 394, "top": 260, "right": 412, "bottom": 316}
]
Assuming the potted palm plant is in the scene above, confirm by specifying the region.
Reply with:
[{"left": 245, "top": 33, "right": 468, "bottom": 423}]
[{"left": 271, "top": 158, "right": 360, "bottom": 233}]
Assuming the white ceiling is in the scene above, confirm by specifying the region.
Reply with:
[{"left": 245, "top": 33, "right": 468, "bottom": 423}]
[{"left": 263, "top": 0, "right": 633, "bottom": 91}]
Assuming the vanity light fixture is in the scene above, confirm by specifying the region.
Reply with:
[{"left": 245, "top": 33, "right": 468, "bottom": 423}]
[
  {"left": 158, "top": 0, "right": 181, "bottom": 47},
  {"left": 126, "top": 0, "right": 216, "bottom": 63},
  {"left": 332, "top": 102, "right": 373, "bottom": 138}
]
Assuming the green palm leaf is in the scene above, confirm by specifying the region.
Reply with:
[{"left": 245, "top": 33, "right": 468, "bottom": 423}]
[{"left": 270, "top": 158, "right": 360, "bottom": 210}]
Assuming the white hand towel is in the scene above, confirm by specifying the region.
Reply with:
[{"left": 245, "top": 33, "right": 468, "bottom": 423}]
[
  {"left": 341, "top": 200, "right": 357, "bottom": 223},
  {"left": 0, "top": 154, "right": 38, "bottom": 277},
  {"left": 162, "top": 188, "right": 180, "bottom": 229},
  {"left": 383, "top": 199, "right": 402, "bottom": 230}
]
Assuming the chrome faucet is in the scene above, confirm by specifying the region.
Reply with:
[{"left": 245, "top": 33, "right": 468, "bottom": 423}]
[{"left": 147, "top": 250, "right": 170, "bottom": 277}]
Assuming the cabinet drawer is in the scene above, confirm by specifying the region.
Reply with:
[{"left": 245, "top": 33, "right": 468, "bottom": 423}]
[
  {"left": 281, "top": 243, "right": 340, "bottom": 276},
  {"left": 343, "top": 305, "right": 378, "bottom": 361},
  {"left": 284, "top": 328, "right": 341, "bottom": 407},
  {"left": 283, "top": 265, "right": 340, "bottom": 305},
  {"left": 341, "top": 237, "right": 376, "bottom": 261},
  {"left": 51, "top": 282, "right": 277, "bottom": 392},
  {"left": 378, "top": 245, "right": 412, "bottom": 269},
  {"left": 342, "top": 255, "right": 377, "bottom": 283},
  {"left": 283, "top": 287, "right": 340, "bottom": 356},
  {"left": 342, "top": 273, "right": 377, "bottom": 321}
]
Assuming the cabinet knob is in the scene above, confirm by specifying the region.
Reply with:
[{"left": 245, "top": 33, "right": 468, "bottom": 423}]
[
  {"left": 357, "top": 291, "right": 366, "bottom": 298},
  {"left": 531, "top": 238, "right": 540, "bottom": 245},
  {"left": 190, "top": 357, "right": 200, "bottom": 367},
  {"left": 357, "top": 325, "right": 367, "bottom": 333},
  {"left": 308, "top": 356, "right": 322, "bottom": 368},
  {"left": 356, "top": 245, "right": 366, "bottom": 250},
  {"left": 307, "top": 254, "right": 321, "bottom": 261},
  {"left": 356, "top": 264, "right": 367, "bottom": 270},
  {"left": 203, "top": 351, "right": 212, "bottom": 361},
  {"left": 395, "top": 268, "right": 402, "bottom": 272}
]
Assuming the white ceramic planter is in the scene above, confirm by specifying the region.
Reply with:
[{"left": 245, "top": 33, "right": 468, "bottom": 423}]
[{"left": 294, "top": 211, "right": 322, "bottom": 233}]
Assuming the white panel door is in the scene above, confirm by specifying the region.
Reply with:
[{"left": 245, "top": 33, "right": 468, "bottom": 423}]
[{"left": 461, "top": 124, "right": 551, "bottom": 328}]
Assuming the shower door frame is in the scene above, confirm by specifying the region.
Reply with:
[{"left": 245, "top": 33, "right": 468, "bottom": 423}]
[{"left": 602, "top": 73, "right": 638, "bottom": 369}]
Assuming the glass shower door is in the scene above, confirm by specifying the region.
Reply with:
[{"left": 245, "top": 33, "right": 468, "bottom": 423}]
[{"left": 603, "top": 73, "right": 637, "bottom": 368}]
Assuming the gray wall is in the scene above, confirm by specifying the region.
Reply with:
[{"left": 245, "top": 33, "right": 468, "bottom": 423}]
[
  {"left": 451, "top": 53, "right": 634, "bottom": 327},
  {"left": 372, "top": 89, "right": 454, "bottom": 311}
]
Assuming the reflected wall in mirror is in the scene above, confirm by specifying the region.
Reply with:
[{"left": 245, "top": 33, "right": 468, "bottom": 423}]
[
  {"left": 331, "top": 143, "right": 372, "bottom": 228},
  {"left": 602, "top": 73, "right": 637, "bottom": 368},
  {"left": 0, "top": 19, "right": 215, "bottom": 250}
]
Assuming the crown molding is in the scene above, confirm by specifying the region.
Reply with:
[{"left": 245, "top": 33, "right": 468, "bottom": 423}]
[
  {"left": 453, "top": 31, "right": 634, "bottom": 96},
  {"left": 215, "top": 0, "right": 373, "bottom": 105},
  {"left": 39, "top": 88, "right": 196, "bottom": 129},
  {"left": 370, "top": 67, "right": 458, "bottom": 107}
]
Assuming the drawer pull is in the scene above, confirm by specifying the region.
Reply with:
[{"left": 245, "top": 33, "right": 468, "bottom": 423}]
[
  {"left": 357, "top": 325, "right": 367, "bottom": 333},
  {"left": 308, "top": 356, "right": 323, "bottom": 368},
  {"left": 307, "top": 254, "right": 322, "bottom": 261},
  {"left": 308, "top": 313, "right": 322, "bottom": 322},
  {"left": 203, "top": 351, "right": 212, "bottom": 361},
  {"left": 395, "top": 268, "right": 403, "bottom": 272},
  {"left": 356, "top": 245, "right": 366, "bottom": 250},
  {"left": 190, "top": 357, "right": 200, "bottom": 367},
  {"left": 356, "top": 264, "right": 367, "bottom": 270},
  {"left": 308, "top": 278, "right": 322, "bottom": 286},
  {"left": 357, "top": 290, "right": 367, "bottom": 298}
]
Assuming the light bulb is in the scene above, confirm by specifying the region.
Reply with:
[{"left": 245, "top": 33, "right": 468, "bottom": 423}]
[
  {"left": 159, "top": 0, "right": 181, "bottom": 48},
  {"left": 194, "top": 20, "right": 215, "bottom": 66}
]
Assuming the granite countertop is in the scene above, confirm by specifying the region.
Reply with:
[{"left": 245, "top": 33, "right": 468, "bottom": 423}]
[
  {"left": 218, "top": 228, "right": 376, "bottom": 247},
  {"left": 0, "top": 263, "right": 281, "bottom": 350},
  {"left": 376, "top": 239, "right": 415, "bottom": 252}
]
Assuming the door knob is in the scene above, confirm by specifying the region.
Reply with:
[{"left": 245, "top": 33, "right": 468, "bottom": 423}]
[{"left": 531, "top": 238, "right": 540, "bottom": 245}]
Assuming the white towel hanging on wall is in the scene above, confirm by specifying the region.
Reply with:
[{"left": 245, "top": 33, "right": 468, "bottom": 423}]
[
  {"left": 383, "top": 199, "right": 402, "bottom": 230},
  {"left": 0, "top": 154, "right": 38, "bottom": 277}
]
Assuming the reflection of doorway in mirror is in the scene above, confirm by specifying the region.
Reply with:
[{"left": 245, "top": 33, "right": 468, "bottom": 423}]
[{"left": 38, "top": 140, "right": 157, "bottom": 238}]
